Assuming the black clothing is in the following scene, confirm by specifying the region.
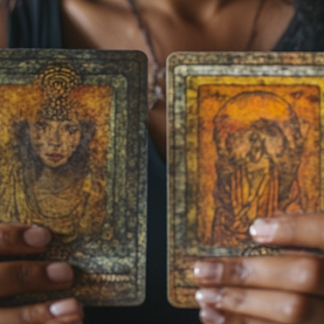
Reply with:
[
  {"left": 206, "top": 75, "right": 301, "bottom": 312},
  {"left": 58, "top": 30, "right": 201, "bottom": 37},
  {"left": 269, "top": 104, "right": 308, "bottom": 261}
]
[{"left": 7, "top": 0, "right": 324, "bottom": 323}]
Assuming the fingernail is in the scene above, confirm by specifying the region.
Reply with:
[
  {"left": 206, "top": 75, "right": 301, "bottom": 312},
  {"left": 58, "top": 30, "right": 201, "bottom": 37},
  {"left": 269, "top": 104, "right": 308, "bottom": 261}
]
[
  {"left": 249, "top": 218, "right": 278, "bottom": 243},
  {"left": 50, "top": 298, "right": 81, "bottom": 317},
  {"left": 23, "top": 226, "right": 51, "bottom": 247},
  {"left": 196, "top": 289, "right": 222, "bottom": 305},
  {"left": 194, "top": 262, "right": 223, "bottom": 280},
  {"left": 200, "top": 308, "right": 225, "bottom": 324},
  {"left": 46, "top": 263, "right": 74, "bottom": 283}
]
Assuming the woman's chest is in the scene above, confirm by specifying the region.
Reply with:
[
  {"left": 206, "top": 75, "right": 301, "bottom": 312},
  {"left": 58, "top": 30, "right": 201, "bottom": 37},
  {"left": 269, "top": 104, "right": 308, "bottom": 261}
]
[
  {"left": 61, "top": 0, "right": 295, "bottom": 61},
  {"left": 60, "top": 0, "right": 296, "bottom": 159}
]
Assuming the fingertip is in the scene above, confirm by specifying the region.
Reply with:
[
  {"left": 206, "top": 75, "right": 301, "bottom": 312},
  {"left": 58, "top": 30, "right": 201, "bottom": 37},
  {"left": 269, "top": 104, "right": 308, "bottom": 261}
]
[
  {"left": 193, "top": 261, "right": 224, "bottom": 283},
  {"left": 193, "top": 261, "right": 204, "bottom": 277},
  {"left": 45, "top": 300, "right": 84, "bottom": 324},
  {"left": 46, "top": 263, "right": 74, "bottom": 284},
  {"left": 249, "top": 218, "right": 278, "bottom": 243},
  {"left": 49, "top": 298, "right": 83, "bottom": 318},
  {"left": 250, "top": 213, "right": 324, "bottom": 249},
  {"left": 23, "top": 226, "right": 52, "bottom": 248},
  {"left": 200, "top": 308, "right": 225, "bottom": 324}
]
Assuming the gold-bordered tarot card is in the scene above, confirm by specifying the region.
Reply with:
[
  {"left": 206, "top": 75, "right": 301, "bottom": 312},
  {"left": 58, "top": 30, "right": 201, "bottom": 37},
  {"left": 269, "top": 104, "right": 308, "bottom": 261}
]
[
  {"left": 0, "top": 49, "right": 147, "bottom": 306},
  {"left": 167, "top": 52, "right": 324, "bottom": 308}
]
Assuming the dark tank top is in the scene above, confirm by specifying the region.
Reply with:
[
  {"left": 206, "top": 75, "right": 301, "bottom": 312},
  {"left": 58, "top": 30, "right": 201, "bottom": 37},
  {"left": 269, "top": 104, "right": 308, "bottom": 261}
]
[{"left": 7, "top": 1, "right": 324, "bottom": 323}]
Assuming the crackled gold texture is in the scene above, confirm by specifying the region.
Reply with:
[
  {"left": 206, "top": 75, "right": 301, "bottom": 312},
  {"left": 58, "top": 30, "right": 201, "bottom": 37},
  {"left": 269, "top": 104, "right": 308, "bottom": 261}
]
[
  {"left": 0, "top": 49, "right": 147, "bottom": 306},
  {"left": 168, "top": 52, "right": 324, "bottom": 308}
]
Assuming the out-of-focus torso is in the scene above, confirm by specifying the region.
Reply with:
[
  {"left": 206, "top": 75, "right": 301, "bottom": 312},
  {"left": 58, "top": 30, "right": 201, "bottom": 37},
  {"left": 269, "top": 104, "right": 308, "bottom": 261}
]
[{"left": 0, "top": 0, "right": 295, "bottom": 158}]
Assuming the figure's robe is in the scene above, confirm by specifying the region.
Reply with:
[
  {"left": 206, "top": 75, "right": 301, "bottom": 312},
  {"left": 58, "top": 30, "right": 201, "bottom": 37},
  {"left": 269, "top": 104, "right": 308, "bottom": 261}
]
[
  {"left": 212, "top": 156, "right": 301, "bottom": 246},
  {"left": 0, "top": 158, "right": 107, "bottom": 243}
]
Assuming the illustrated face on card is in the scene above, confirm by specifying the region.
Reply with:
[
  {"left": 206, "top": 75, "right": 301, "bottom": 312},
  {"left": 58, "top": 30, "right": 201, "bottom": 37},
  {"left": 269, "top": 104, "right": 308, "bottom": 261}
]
[
  {"left": 0, "top": 65, "right": 110, "bottom": 242},
  {"left": 167, "top": 52, "right": 323, "bottom": 308},
  {"left": 0, "top": 49, "right": 147, "bottom": 307}
]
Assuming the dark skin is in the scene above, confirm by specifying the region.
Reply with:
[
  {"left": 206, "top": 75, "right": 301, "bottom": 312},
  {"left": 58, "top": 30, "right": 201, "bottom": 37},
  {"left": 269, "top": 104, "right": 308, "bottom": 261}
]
[
  {"left": 4, "top": 1, "right": 324, "bottom": 324},
  {"left": 0, "top": 0, "right": 295, "bottom": 158},
  {"left": 60, "top": 0, "right": 294, "bottom": 159}
]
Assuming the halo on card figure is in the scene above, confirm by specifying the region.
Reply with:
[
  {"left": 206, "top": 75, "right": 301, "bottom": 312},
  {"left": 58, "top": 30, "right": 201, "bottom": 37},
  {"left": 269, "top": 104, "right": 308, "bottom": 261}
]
[{"left": 212, "top": 91, "right": 305, "bottom": 246}]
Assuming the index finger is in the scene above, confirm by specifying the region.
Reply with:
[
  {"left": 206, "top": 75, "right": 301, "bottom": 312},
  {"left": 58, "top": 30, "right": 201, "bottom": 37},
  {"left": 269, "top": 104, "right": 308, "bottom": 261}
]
[
  {"left": 0, "top": 224, "right": 51, "bottom": 255},
  {"left": 249, "top": 213, "right": 324, "bottom": 250}
]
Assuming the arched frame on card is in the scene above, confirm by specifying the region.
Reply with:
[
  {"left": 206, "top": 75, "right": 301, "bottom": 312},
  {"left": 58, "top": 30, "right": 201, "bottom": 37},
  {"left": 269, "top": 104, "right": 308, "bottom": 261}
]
[{"left": 167, "top": 52, "right": 324, "bottom": 308}]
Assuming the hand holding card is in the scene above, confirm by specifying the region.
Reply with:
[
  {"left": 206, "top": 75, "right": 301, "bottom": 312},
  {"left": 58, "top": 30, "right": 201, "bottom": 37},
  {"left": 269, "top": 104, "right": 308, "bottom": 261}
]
[
  {"left": 167, "top": 52, "right": 324, "bottom": 309},
  {"left": 195, "top": 213, "right": 324, "bottom": 324},
  {"left": 0, "top": 49, "right": 148, "bottom": 307}
]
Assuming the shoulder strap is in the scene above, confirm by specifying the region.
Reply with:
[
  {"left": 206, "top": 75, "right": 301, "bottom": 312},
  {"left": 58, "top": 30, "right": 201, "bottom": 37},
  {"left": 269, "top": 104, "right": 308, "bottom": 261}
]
[{"left": 8, "top": 0, "right": 62, "bottom": 48}]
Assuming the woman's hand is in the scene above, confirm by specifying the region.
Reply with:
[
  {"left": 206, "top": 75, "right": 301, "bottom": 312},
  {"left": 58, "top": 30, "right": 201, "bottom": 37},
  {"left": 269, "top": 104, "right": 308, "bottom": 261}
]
[
  {"left": 0, "top": 223, "right": 83, "bottom": 324},
  {"left": 194, "top": 213, "right": 324, "bottom": 324}
]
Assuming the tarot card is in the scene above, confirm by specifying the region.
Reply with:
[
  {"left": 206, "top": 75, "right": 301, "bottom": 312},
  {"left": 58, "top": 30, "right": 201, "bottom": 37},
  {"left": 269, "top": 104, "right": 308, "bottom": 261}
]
[
  {"left": 167, "top": 52, "right": 324, "bottom": 308},
  {"left": 0, "top": 49, "right": 147, "bottom": 306}
]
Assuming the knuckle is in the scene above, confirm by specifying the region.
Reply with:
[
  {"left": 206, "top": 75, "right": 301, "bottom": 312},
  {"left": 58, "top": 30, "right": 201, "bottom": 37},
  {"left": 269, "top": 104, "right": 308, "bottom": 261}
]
[
  {"left": 281, "top": 217, "right": 297, "bottom": 242},
  {"left": 0, "top": 229, "right": 14, "bottom": 248},
  {"left": 222, "top": 288, "right": 247, "bottom": 311},
  {"left": 20, "top": 304, "right": 50, "bottom": 323},
  {"left": 228, "top": 260, "right": 252, "bottom": 284},
  {"left": 17, "top": 264, "right": 38, "bottom": 286},
  {"left": 289, "top": 257, "right": 320, "bottom": 290},
  {"left": 279, "top": 294, "right": 308, "bottom": 323},
  {"left": 318, "top": 220, "right": 324, "bottom": 246}
]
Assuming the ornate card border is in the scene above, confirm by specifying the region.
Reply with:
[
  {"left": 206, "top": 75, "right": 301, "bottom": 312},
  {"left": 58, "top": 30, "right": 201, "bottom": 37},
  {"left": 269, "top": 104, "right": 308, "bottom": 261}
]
[
  {"left": 167, "top": 52, "right": 324, "bottom": 308},
  {"left": 0, "top": 49, "right": 147, "bottom": 306}
]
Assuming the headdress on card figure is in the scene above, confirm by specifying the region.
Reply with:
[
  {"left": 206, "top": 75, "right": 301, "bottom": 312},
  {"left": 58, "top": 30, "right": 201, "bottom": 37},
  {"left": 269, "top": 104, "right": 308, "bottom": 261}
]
[{"left": 37, "top": 65, "right": 81, "bottom": 121}]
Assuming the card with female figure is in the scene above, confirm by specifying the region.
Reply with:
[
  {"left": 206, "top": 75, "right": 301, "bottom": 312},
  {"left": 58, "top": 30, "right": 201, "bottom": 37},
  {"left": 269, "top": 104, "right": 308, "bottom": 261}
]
[
  {"left": 167, "top": 52, "right": 324, "bottom": 308},
  {"left": 0, "top": 49, "right": 147, "bottom": 306}
]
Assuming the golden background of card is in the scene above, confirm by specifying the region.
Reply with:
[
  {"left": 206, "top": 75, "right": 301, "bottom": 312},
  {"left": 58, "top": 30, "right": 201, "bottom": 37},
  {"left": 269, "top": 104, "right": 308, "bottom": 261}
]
[
  {"left": 0, "top": 49, "right": 148, "bottom": 306},
  {"left": 167, "top": 52, "right": 324, "bottom": 308}
]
